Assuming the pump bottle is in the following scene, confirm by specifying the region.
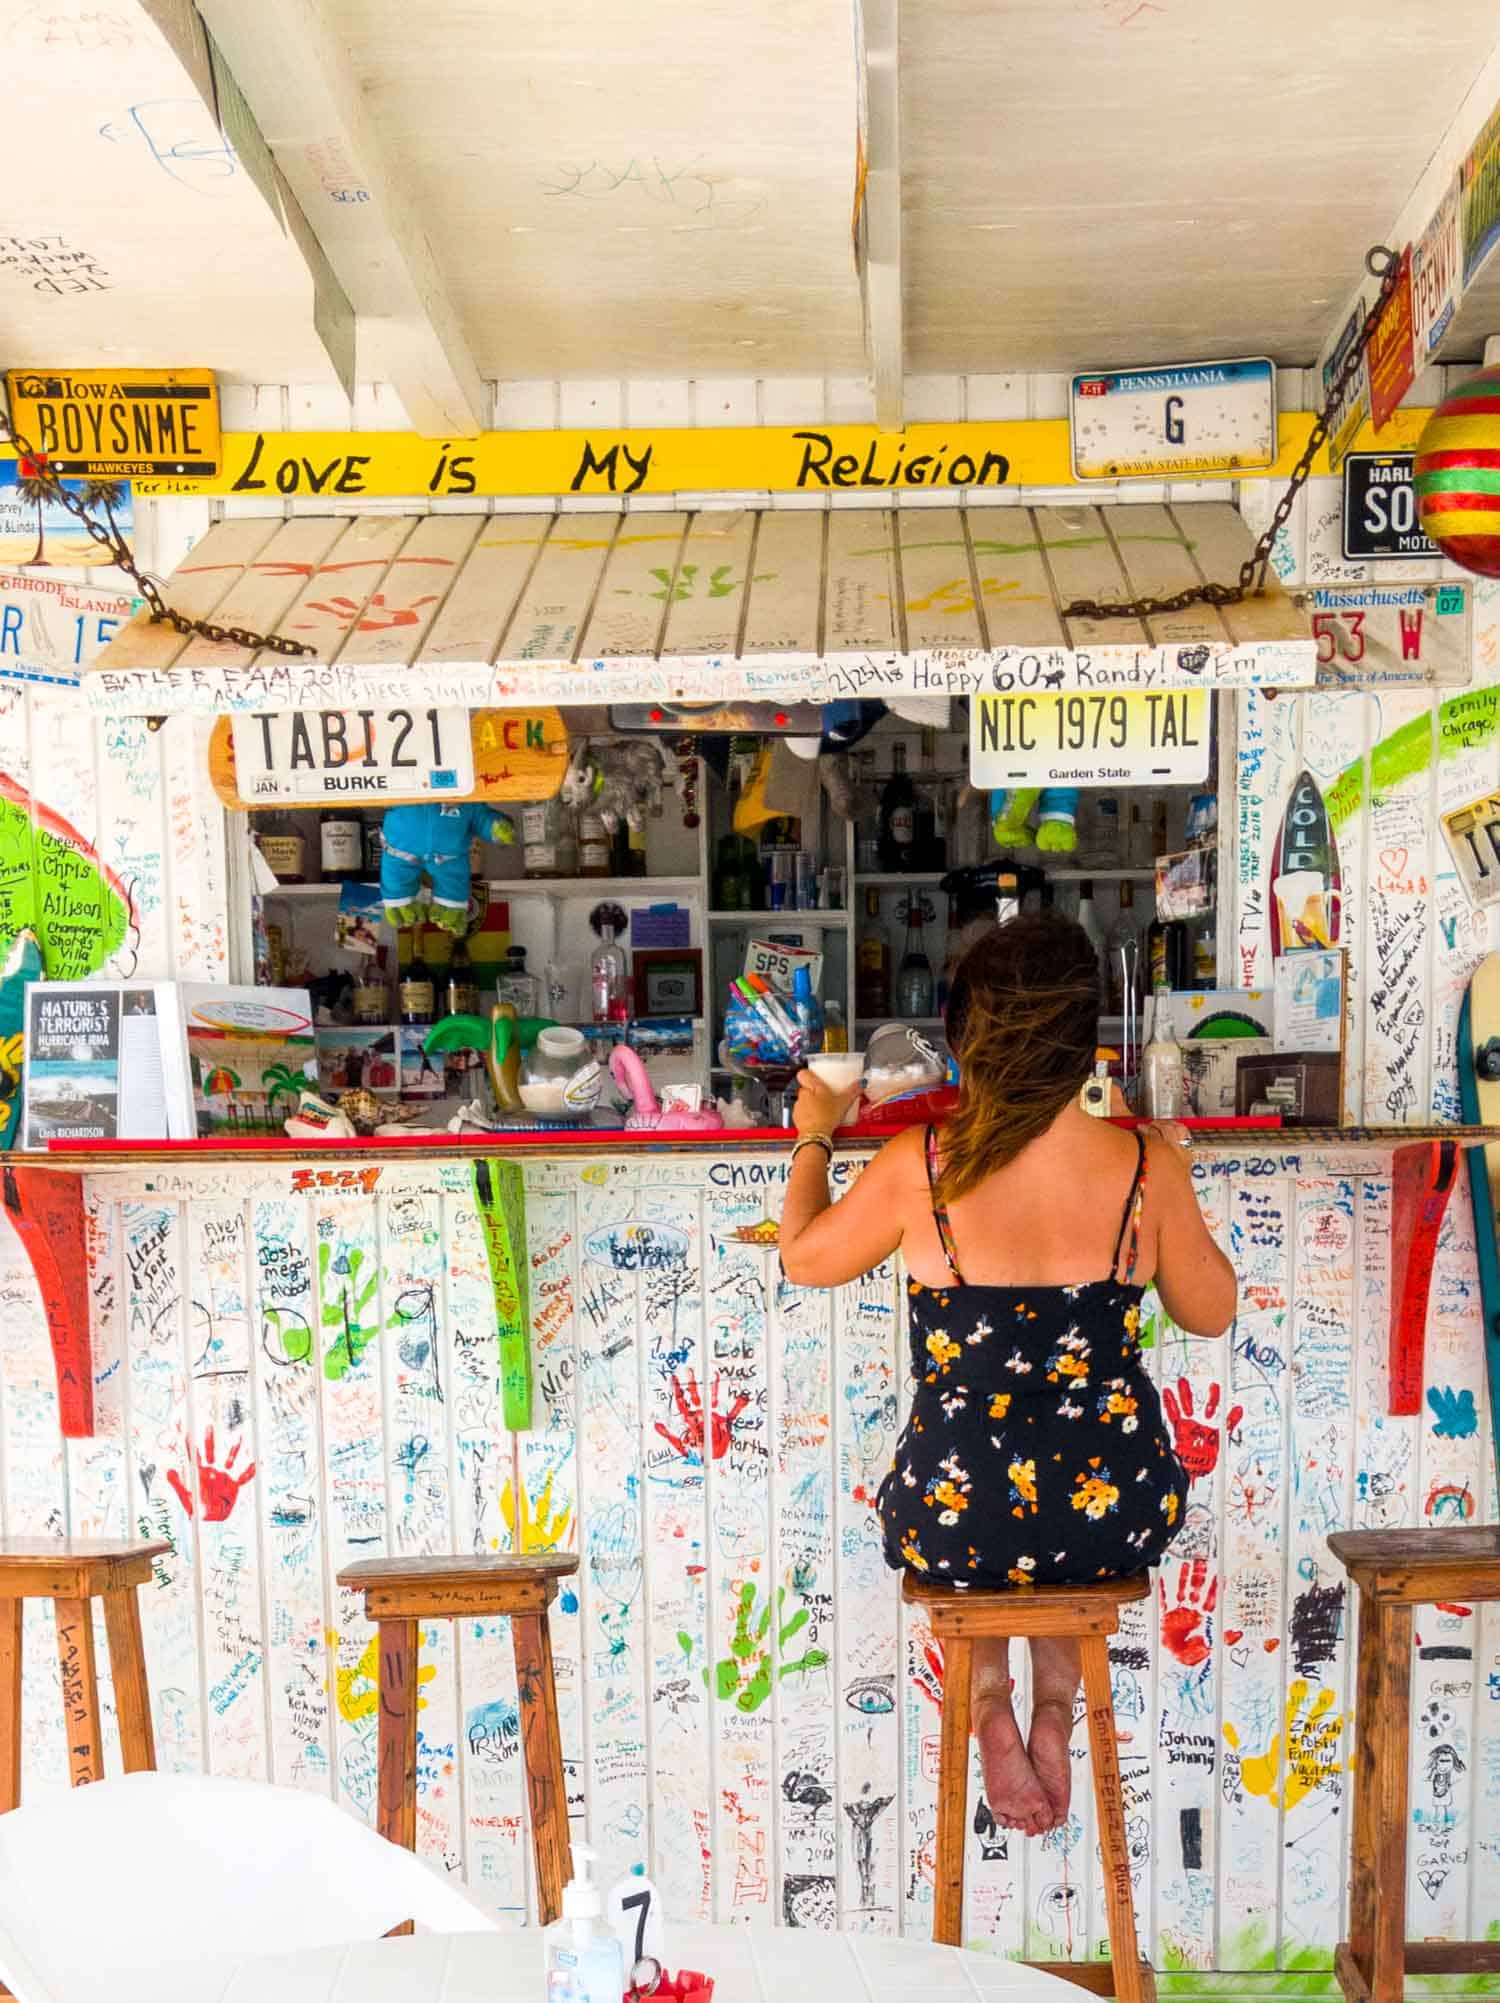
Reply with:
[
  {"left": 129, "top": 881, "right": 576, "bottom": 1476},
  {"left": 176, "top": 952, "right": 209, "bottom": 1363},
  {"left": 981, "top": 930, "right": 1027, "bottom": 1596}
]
[{"left": 544, "top": 1844, "right": 624, "bottom": 2003}]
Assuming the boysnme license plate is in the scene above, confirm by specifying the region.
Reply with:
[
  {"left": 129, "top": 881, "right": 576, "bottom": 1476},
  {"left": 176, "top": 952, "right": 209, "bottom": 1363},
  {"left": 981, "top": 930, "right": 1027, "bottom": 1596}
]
[
  {"left": 232, "top": 707, "right": 475, "bottom": 803},
  {"left": 970, "top": 689, "right": 1211, "bottom": 789}
]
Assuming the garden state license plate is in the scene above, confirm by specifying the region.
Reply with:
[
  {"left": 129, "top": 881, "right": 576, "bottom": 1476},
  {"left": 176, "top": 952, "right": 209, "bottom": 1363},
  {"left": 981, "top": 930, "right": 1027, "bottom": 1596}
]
[{"left": 231, "top": 706, "right": 474, "bottom": 803}]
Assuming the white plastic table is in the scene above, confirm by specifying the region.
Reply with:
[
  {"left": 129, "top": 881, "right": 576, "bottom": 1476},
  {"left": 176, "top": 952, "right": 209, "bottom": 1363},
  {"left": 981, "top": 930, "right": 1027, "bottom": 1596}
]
[{"left": 164, "top": 1923, "right": 1083, "bottom": 2003}]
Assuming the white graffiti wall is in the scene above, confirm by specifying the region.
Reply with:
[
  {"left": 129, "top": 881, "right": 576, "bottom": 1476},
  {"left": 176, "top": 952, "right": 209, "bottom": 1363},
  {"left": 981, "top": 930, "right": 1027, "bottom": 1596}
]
[{"left": 0, "top": 1138, "right": 1494, "bottom": 1975}]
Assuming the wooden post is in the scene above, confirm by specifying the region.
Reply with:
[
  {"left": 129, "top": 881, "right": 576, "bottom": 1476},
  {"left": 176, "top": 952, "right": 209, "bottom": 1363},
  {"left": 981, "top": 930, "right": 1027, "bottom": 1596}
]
[
  {"left": 101, "top": 1587, "right": 156, "bottom": 1773},
  {"left": 376, "top": 1618, "right": 420, "bottom": 1850},
  {"left": 1081, "top": 1634, "right": 1153, "bottom": 2003},
  {"left": 54, "top": 1598, "right": 102, "bottom": 1786},
  {"left": 0, "top": 1598, "right": 20, "bottom": 1811},
  {"left": 931, "top": 1632, "right": 972, "bottom": 1947},
  {"left": 1362, "top": 1600, "right": 1412, "bottom": 2003},
  {"left": 513, "top": 1609, "right": 572, "bottom": 1926}
]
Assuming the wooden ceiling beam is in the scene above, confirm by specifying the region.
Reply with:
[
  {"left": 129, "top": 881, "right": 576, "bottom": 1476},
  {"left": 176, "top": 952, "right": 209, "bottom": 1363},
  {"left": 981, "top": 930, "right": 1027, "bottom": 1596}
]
[
  {"left": 856, "top": 0, "right": 904, "bottom": 431},
  {"left": 197, "top": 0, "right": 487, "bottom": 436}
]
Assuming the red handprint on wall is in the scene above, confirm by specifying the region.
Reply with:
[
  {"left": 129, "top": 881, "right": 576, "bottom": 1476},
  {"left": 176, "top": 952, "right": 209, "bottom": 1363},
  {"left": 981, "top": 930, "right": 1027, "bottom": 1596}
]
[
  {"left": 297, "top": 592, "right": 440, "bottom": 632},
  {"left": 167, "top": 1428, "right": 257, "bottom": 1522},
  {"left": 654, "top": 1370, "right": 749, "bottom": 1463},
  {"left": 1160, "top": 1556, "right": 1217, "bottom": 1667},
  {"left": 1162, "top": 1378, "right": 1242, "bottom": 1481}
]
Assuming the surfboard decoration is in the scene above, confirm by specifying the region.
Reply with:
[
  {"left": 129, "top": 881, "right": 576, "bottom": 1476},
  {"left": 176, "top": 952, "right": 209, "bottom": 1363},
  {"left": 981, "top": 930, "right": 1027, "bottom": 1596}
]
[{"left": 1268, "top": 768, "right": 1343, "bottom": 956}]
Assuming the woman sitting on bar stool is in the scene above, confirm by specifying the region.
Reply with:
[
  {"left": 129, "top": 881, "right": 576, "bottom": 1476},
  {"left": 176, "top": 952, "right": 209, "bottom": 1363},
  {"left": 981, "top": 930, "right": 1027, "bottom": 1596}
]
[{"left": 780, "top": 913, "right": 1237, "bottom": 1837}]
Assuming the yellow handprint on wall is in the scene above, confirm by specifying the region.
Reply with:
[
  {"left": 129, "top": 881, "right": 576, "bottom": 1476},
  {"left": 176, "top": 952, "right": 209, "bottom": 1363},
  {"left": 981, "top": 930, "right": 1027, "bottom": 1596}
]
[
  {"left": 500, "top": 1467, "right": 574, "bottom": 1553},
  {"left": 1223, "top": 1678, "right": 1351, "bottom": 1812},
  {"left": 327, "top": 1628, "right": 436, "bottom": 1725}
]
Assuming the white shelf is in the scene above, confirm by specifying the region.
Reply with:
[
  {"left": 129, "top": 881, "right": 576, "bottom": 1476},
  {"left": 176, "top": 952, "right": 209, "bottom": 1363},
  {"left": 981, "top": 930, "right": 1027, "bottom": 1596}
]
[
  {"left": 855, "top": 1015, "right": 943, "bottom": 1028},
  {"left": 708, "top": 910, "right": 851, "bottom": 928},
  {"left": 263, "top": 875, "right": 702, "bottom": 900},
  {"left": 261, "top": 881, "right": 368, "bottom": 898},
  {"left": 855, "top": 873, "right": 948, "bottom": 888}
]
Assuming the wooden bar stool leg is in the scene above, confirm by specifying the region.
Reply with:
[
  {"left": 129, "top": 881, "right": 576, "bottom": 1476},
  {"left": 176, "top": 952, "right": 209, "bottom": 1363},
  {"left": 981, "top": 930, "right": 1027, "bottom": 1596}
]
[
  {"left": 1350, "top": 1600, "right": 1411, "bottom": 2003},
  {"left": 0, "top": 1598, "right": 20, "bottom": 1811},
  {"left": 1081, "top": 1635, "right": 1153, "bottom": 2003},
  {"left": 53, "top": 1598, "right": 102, "bottom": 1786},
  {"left": 101, "top": 1587, "right": 156, "bottom": 1773},
  {"left": 932, "top": 1633, "right": 972, "bottom": 1948},
  {"left": 513, "top": 1608, "right": 572, "bottom": 1927},
  {"left": 376, "top": 1618, "right": 420, "bottom": 1852}
]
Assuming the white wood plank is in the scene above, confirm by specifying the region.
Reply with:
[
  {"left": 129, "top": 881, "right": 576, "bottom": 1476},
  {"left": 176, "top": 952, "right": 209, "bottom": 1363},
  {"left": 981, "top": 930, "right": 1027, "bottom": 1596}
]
[
  {"left": 98, "top": 517, "right": 284, "bottom": 672},
  {"left": 823, "top": 509, "right": 899, "bottom": 654},
  {"left": 739, "top": 511, "right": 826, "bottom": 657},
  {"left": 892, "top": 508, "right": 985, "bottom": 652},
  {"left": 963, "top": 508, "right": 1066, "bottom": 648},
  {"left": 424, "top": 515, "right": 556, "bottom": 667},
  {"left": 1036, "top": 505, "right": 1150, "bottom": 648},
  {"left": 578, "top": 513, "right": 691, "bottom": 659},
  {"left": 330, "top": 514, "right": 485, "bottom": 669},
  {"left": 1172, "top": 504, "right": 1309, "bottom": 650},
  {"left": 1101, "top": 502, "right": 1229, "bottom": 648},
  {"left": 502, "top": 517, "right": 621, "bottom": 666},
  {"left": 253, "top": 514, "right": 421, "bottom": 667},
  {"left": 170, "top": 517, "right": 357, "bottom": 673},
  {"left": 659, "top": 512, "right": 761, "bottom": 659}
]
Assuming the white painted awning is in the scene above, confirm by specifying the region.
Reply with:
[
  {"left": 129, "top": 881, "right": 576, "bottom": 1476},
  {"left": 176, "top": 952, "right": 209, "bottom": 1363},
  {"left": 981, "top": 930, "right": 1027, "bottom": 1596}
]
[{"left": 84, "top": 503, "right": 1315, "bottom": 715}]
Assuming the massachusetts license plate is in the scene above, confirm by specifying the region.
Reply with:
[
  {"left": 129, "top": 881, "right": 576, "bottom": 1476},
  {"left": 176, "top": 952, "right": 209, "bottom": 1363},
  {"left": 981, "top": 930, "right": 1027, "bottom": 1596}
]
[
  {"left": 970, "top": 688, "right": 1211, "bottom": 789},
  {"left": 231, "top": 706, "right": 474, "bottom": 803}
]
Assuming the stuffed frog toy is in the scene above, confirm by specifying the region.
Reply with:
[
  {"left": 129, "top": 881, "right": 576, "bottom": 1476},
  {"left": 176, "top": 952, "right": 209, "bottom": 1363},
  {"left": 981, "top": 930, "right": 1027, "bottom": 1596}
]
[
  {"left": 989, "top": 786, "right": 1078, "bottom": 854},
  {"left": 380, "top": 802, "right": 516, "bottom": 932}
]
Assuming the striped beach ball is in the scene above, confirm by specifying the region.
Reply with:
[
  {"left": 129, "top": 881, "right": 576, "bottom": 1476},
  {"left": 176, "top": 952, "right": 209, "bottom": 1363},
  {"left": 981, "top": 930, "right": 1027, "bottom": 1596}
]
[{"left": 1414, "top": 365, "right": 1500, "bottom": 577}]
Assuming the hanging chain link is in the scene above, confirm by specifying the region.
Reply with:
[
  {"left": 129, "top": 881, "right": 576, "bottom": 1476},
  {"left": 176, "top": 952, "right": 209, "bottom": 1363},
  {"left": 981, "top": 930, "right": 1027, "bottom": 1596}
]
[
  {"left": 1059, "top": 244, "right": 1404, "bottom": 624},
  {"left": 0, "top": 408, "right": 314, "bottom": 658}
]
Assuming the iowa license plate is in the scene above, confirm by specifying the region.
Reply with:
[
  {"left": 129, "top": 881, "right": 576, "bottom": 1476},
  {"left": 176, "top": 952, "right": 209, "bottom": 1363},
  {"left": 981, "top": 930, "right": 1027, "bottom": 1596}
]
[
  {"left": 232, "top": 706, "right": 474, "bottom": 803},
  {"left": 970, "top": 688, "right": 1211, "bottom": 789}
]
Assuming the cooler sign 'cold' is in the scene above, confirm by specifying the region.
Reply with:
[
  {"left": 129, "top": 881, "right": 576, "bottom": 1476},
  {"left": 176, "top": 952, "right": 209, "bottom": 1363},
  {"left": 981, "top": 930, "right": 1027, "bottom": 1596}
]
[{"left": 971, "top": 689, "right": 1211, "bottom": 789}]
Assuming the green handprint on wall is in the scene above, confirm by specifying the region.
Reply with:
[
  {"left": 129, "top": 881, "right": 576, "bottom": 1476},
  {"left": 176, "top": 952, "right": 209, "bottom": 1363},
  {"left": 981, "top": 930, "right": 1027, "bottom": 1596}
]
[
  {"left": 318, "top": 1239, "right": 381, "bottom": 1382},
  {"left": 695, "top": 1582, "right": 828, "bottom": 1714}
]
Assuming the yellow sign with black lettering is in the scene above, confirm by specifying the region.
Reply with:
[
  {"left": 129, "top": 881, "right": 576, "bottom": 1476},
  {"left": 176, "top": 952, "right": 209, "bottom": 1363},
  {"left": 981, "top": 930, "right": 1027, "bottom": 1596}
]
[
  {"left": 5, "top": 367, "right": 220, "bottom": 479},
  {"left": 971, "top": 688, "right": 1211, "bottom": 790}
]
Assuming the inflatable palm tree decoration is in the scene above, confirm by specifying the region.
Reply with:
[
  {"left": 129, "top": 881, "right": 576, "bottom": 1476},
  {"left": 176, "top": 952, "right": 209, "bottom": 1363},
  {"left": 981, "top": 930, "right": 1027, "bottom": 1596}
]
[{"left": 424, "top": 1001, "right": 555, "bottom": 1113}]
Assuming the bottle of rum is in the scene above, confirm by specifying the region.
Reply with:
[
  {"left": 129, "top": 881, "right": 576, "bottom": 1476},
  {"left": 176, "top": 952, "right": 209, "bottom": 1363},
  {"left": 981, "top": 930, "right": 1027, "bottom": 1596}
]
[
  {"left": 896, "top": 898, "right": 934, "bottom": 1018},
  {"left": 257, "top": 812, "right": 306, "bottom": 885},
  {"left": 856, "top": 887, "right": 891, "bottom": 1018},
  {"left": 399, "top": 932, "right": 436, "bottom": 1026},
  {"left": 878, "top": 744, "right": 918, "bottom": 871},
  {"left": 319, "top": 809, "right": 363, "bottom": 883}
]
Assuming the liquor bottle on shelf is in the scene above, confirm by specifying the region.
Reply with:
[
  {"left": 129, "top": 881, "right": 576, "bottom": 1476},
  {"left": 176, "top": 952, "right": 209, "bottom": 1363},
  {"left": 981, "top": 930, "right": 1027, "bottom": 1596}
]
[
  {"left": 578, "top": 810, "right": 611, "bottom": 878},
  {"left": 1147, "top": 914, "right": 1188, "bottom": 993},
  {"left": 1141, "top": 989, "right": 1184, "bottom": 1119},
  {"left": 497, "top": 944, "right": 540, "bottom": 1017},
  {"left": 896, "top": 897, "right": 934, "bottom": 1018},
  {"left": 878, "top": 744, "right": 918, "bottom": 871},
  {"left": 445, "top": 934, "right": 479, "bottom": 1018},
  {"left": 319, "top": 809, "right": 363, "bottom": 883},
  {"left": 360, "top": 811, "right": 384, "bottom": 884},
  {"left": 916, "top": 729, "right": 948, "bottom": 870},
  {"left": 853, "top": 750, "right": 881, "bottom": 873},
  {"left": 1080, "top": 794, "right": 1122, "bottom": 869},
  {"left": 521, "top": 799, "right": 562, "bottom": 879},
  {"left": 622, "top": 816, "right": 648, "bottom": 878},
  {"left": 590, "top": 917, "right": 629, "bottom": 1025},
  {"left": 856, "top": 887, "right": 891, "bottom": 1018},
  {"left": 399, "top": 931, "right": 436, "bottom": 1027},
  {"left": 257, "top": 812, "right": 306, "bottom": 885},
  {"left": 823, "top": 1000, "right": 849, "bottom": 1053}
]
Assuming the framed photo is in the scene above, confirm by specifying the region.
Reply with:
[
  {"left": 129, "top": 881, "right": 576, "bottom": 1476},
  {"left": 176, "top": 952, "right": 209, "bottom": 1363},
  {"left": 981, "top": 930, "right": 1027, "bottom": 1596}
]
[{"left": 632, "top": 948, "right": 703, "bottom": 1020}]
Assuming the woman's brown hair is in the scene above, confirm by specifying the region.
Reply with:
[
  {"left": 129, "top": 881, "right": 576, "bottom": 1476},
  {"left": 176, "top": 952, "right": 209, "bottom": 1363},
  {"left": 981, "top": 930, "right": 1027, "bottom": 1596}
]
[{"left": 935, "top": 911, "right": 1100, "bottom": 1206}]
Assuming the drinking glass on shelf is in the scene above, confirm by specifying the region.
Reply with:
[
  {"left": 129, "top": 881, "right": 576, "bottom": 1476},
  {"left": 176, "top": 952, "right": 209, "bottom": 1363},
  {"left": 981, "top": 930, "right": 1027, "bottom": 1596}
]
[{"left": 544, "top": 960, "right": 575, "bottom": 1022}]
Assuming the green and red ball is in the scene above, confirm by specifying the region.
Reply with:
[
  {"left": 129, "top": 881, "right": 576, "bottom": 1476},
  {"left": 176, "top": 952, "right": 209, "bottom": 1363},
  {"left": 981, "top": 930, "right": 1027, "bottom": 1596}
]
[{"left": 1414, "top": 364, "right": 1500, "bottom": 577}]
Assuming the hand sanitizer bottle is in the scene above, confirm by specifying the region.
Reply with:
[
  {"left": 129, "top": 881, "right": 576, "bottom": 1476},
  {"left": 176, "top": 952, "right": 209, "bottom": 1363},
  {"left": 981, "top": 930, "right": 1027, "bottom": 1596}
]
[{"left": 544, "top": 1844, "right": 624, "bottom": 2003}]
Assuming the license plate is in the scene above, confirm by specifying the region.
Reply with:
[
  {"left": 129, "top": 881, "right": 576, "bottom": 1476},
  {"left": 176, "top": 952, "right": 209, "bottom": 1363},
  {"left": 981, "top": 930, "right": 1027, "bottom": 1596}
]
[
  {"left": 1442, "top": 791, "right": 1500, "bottom": 909},
  {"left": 970, "top": 688, "right": 1211, "bottom": 789},
  {"left": 232, "top": 706, "right": 474, "bottom": 803}
]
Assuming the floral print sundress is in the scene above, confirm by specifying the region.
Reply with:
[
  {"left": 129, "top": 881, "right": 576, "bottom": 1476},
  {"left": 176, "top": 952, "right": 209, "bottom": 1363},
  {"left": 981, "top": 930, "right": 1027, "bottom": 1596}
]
[{"left": 877, "top": 1127, "right": 1188, "bottom": 1589}]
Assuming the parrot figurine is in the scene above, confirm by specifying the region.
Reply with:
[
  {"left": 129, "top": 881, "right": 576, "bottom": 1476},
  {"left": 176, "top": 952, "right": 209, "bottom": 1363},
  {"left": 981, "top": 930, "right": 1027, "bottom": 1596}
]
[
  {"left": 988, "top": 786, "right": 1079, "bottom": 854},
  {"left": 379, "top": 801, "right": 515, "bottom": 933}
]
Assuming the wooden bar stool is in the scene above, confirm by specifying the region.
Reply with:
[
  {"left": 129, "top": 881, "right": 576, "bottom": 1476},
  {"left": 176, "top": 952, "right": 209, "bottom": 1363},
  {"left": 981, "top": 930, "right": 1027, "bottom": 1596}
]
[
  {"left": 0, "top": 1537, "right": 168, "bottom": 1804},
  {"left": 904, "top": 1572, "right": 1154, "bottom": 2003},
  {"left": 1328, "top": 1527, "right": 1500, "bottom": 2003},
  {"left": 338, "top": 1553, "right": 578, "bottom": 1925}
]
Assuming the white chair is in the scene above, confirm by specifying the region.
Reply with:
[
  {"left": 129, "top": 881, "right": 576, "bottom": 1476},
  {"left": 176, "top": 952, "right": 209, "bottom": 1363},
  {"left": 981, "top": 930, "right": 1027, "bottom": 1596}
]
[{"left": 0, "top": 1770, "right": 500, "bottom": 2003}]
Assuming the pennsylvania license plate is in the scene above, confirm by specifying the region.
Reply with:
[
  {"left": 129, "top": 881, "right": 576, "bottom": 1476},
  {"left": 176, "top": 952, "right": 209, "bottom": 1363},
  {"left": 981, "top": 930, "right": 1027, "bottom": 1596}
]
[
  {"left": 232, "top": 706, "right": 474, "bottom": 803},
  {"left": 970, "top": 688, "right": 1211, "bottom": 789}
]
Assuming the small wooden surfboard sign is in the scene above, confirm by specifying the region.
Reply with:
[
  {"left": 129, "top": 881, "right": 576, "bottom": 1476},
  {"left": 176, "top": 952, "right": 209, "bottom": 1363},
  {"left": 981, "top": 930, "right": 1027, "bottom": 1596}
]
[
  {"left": 208, "top": 706, "right": 568, "bottom": 809},
  {"left": 1268, "top": 767, "right": 1343, "bottom": 956}
]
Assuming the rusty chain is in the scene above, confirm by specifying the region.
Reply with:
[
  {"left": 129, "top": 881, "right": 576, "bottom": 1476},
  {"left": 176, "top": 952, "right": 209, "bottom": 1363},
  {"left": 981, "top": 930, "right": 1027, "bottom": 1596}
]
[
  {"left": 1060, "top": 244, "right": 1404, "bottom": 623},
  {"left": 0, "top": 407, "right": 314, "bottom": 657}
]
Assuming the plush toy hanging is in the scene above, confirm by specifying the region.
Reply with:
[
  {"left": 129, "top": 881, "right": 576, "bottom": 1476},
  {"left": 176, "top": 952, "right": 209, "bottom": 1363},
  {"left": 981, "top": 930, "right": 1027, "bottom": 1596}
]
[
  {"left": 988, "top": 785, "right": 1079, "bottom": 853},
  {"left": 380, "top": 802, "right": 516, "bottom": 933},
  {"left": 1414, "top": 363, "right": 1500, "bottom": 577},
  {"left": 560, "top": 738, "right": 679, "bottom": 832}
]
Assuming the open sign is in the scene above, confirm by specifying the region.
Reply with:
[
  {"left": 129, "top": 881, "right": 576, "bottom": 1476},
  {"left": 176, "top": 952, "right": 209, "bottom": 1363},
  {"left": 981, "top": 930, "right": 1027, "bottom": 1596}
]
[{"left": 231, "top": 706, "right": 474, "bottom": 802}]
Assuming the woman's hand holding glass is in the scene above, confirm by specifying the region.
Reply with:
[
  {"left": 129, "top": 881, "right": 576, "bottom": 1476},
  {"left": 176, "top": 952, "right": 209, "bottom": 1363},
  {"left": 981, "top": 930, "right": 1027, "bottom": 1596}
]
[{"left": 793, "top": 1071, "right": 863, "bottom": 1139}]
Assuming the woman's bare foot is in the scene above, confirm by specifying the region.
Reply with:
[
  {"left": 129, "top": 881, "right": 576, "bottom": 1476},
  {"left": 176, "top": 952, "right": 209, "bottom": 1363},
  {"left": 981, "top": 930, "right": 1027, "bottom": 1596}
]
[
  {"left": 973, "top": 1696, "right": 1053, "bottom": 1835},
  {"left": 1027, "top": 1696, "right": 1076, "bottom": 1830}
]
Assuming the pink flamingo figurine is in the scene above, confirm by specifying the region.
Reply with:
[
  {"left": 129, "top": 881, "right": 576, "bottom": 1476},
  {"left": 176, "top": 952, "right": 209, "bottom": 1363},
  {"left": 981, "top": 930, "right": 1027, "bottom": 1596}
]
[{"left": 609, "top": 1044, "right": 724, "bottom": 1132}]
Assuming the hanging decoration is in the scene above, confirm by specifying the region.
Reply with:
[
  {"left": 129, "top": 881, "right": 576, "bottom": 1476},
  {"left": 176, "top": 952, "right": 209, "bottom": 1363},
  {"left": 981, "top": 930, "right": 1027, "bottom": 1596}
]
[{"left": 1414, "top": 363, "right": 1500, "bottom": 577}]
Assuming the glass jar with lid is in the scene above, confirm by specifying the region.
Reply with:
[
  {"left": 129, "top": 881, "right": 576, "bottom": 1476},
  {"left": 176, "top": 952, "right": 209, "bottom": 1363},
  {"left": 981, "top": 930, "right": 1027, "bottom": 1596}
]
[{"left": 518, "top": 1025, "right": 602, "bottom": 1118}]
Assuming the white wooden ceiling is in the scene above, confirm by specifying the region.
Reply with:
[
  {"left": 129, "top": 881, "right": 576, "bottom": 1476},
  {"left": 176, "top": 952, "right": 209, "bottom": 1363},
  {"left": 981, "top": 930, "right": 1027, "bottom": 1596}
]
[{"left": 0, "top": 0, "right": 1496, "bottom": 396}]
